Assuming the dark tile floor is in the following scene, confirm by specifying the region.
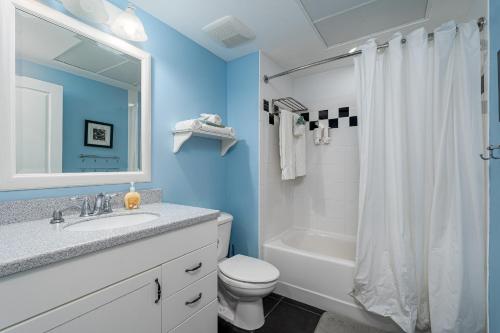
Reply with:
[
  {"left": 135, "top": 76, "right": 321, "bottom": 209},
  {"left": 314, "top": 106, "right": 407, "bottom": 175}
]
[{"left": 218, "top": 293, "right": 324, "bottom": 333}]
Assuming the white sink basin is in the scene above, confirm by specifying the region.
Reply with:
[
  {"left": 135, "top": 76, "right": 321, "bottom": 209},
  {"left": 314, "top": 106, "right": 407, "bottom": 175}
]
[{"left": 65, "top": 213, "right": 160, "bottom": 231}]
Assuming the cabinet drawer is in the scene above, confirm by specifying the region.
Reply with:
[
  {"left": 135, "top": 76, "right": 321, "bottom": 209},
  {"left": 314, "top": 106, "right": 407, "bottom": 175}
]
[
  {"left": 163, "top": 271, "right": 217, "bottom": 331},
  {"left": 169, "top": 300, "right": 217, "bottom": 333},
  {"left": 162, "top": 242, "right": 217, "bottom": 297}
]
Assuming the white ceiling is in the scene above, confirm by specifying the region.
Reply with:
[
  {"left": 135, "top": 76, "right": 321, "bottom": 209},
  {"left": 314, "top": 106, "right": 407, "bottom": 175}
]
[
  {"left": 133, "top": 0, "right": 485, "bottom": 76},
  {"left": 300, "top": 0, "right": 429, "bottom": 47}
]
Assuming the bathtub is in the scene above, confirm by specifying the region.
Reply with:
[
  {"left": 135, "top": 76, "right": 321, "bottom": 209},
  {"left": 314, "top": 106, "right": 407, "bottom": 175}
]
[{"left": 263, "top": 228, "right": 400, "bottom": 332}]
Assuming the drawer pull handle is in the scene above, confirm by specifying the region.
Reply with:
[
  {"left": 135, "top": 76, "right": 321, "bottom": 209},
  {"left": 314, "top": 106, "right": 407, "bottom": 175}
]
[
  {"left": 185, "top": 292, "right": 203, "bottom": 306},
  {"left": 154, "top": 278, "right": 161, "bottom": 304},
  {"left": 185, "top": 262, "right": 202, "bottom": 273}
]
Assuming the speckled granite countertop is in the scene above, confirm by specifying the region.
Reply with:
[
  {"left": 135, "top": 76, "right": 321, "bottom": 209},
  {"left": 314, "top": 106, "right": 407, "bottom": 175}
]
[{"left": 0, "top": 203, "right": 219, "bottom": 278}]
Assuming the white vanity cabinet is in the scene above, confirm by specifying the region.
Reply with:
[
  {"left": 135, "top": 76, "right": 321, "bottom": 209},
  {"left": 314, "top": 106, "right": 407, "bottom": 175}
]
[
  {"left": 4, "top": 267, "right": 162, "bottom": 333},
  {"left": 0, "top": 220, "right": 218, "bottom": 333}
]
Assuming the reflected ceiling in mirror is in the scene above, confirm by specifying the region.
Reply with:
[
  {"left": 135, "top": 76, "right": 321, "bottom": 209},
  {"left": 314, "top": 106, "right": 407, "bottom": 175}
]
[{"left": 15, "top": 9, "right": 141, "bottom": 174}]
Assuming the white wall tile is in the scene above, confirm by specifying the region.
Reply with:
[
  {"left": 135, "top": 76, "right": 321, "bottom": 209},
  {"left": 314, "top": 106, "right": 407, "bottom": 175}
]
[
  {"left": 260, "top": 56, "right": 360, "bottom": 241},
  {"left": 331, "top": 127, "right": 358, "bottom": 147},
  {"left": 345, "top": 181, "right": 359, "bottom": 203},
  {"left": 290, "top": 65, "right": 359, "bottom": 237},
  {"left": 260, "top": 53, "right": 295, "bottom": 242},
  {"left": 309, "top": 110, "right": 319, "bottom": 122},
  {"left": 328, "top": 108, "right": 339, "bottom": 119},
  {"left": 340, "top": 117, "right": 350, "bottom": 128}
]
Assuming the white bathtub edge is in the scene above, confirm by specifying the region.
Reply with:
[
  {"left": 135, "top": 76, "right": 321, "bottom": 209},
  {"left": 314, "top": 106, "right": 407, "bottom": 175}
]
[{"left": 274, "top": 281, "right": 402, "bottom": 333}]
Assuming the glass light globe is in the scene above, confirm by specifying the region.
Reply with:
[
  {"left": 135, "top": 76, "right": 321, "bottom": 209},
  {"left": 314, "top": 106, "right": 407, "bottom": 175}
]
[
  {"left": 61, "top": 0, "right": 109, "bottom": 23},
  {"left": 111, "top": 4, "right": 148, "bottom": 42}
]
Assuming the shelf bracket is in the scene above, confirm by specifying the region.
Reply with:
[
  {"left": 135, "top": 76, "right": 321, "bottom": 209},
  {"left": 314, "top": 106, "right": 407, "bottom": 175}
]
[
  {"left": 172, "top": 131, "right": 193, "bottom": 153},
  {"left": 172, "top": 129, "right": 237, "bottom": 156},
  {"left": 220, "top": 138, "right": 237, "bottom": 156}
]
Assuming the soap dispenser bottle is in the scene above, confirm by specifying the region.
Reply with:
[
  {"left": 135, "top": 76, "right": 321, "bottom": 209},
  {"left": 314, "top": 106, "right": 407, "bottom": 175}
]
[{"left": 124, "top": 182, "right": 141, "bottom": 209}]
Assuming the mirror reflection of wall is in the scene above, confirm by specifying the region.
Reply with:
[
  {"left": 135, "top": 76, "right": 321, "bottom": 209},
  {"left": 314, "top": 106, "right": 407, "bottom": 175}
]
[{"left": 15, "top": 9, "right": 141, "bottom": 174}]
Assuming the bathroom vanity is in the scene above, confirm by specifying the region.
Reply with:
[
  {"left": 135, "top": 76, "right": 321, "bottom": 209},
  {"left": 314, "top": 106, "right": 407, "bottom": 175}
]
[{"left": 0, "top": 203, "right": 219, "bottom": 333}]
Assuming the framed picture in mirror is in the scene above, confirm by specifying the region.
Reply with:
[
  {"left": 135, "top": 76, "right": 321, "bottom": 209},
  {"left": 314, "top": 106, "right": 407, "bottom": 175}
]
[{"left": 85, "top": 120, "right": 114, "bottom": 149}]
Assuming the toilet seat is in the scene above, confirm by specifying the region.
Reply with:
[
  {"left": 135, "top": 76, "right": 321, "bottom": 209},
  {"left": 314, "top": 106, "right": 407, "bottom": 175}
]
[
  {"left": 218, "top": 254, "right": 279, "bottom": 285},
  {"left": 218, "top": 270, "right": 277, "bottom": 290}
]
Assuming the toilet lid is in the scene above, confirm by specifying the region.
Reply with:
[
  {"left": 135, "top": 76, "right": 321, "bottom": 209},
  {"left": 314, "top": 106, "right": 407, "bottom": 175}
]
[{"left": 218, "top": 255, "right": 279, "bottom": 283}]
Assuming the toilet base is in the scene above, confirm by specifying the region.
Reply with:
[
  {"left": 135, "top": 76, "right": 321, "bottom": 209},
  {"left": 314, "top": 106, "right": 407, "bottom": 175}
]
[{"left": 218, "top": 290, "right": 265, "bottom": 331}]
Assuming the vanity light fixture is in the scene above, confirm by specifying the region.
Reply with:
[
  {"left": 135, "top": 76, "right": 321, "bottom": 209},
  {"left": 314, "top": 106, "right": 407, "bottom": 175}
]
[
  {"left": 111, "top": 3, "right": 148, "bottom": 42},
  {"left": 60, "top": 0, "right": 109, "bottom": 23}
]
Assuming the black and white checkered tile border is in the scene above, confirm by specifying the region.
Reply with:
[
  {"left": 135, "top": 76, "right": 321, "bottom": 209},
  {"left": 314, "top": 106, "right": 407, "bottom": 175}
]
[{"left": 262, "top": 99, "right": 357, "bottom": 129}]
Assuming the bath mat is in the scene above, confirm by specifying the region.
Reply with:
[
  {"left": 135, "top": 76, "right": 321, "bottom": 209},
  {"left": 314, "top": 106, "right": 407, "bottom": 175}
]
[{"left": 314, "top": 312, "right": 389, "bottom": 333}]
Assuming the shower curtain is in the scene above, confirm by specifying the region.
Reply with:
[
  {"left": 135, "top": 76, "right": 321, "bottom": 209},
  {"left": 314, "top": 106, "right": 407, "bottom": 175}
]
[{"left": 352, "top": 21, "right": 485, "bottom": 333}]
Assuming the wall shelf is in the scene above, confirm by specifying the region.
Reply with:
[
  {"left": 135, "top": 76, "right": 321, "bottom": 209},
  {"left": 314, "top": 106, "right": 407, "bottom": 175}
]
[{"left": 172, "top": 129, "right": 237, "bottom": 156}]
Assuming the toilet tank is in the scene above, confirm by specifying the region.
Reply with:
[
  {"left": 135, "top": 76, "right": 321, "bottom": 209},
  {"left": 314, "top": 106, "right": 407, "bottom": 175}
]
[{"left": 217, "top": 212, "right": 233, "bottom": 261}]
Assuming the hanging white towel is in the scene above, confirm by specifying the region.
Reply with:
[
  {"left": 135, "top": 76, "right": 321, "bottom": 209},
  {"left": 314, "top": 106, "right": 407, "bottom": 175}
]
[
  {"left": 293, "top": 119, "right": 305, "bottom": 136},
  {"left": 321, "top": 121, "right": 330, "bottom": 144},
  {"left": 293, "top": 114, "right": 306, "bottom": 177},
  {"left": 313, "top": 123, "right": 323, "bottom": 145},
  {"left": 279, "top": 110, "right": 296, "bottom": 180}
]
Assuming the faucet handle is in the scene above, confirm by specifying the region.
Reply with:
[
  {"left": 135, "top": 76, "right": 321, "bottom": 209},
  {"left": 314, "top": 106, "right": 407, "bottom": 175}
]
[
  {"left": 71, "top": 195, "right": 91, "bottom": 217},
  {"left": 103, "top": 193, "right": 118, "bottom": 213}
]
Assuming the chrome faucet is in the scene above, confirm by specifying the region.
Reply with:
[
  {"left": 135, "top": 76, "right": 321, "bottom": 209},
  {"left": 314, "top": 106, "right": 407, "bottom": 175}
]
[
  {"left": 72, "top": 196, "right": 92, "bottom": 217},
  {"left": 92, "top": 193, "right": 106, "bottom": 215},
  {"left": 50, "top": 196, "right": 91, "bottom": 224},
  {"left": 50, "top": 193, "right": 118, "bottom": 224},
  {"left": 102, "top": 193, "right": 118, "bottom": 214},
  {"left": 92, "top": 193, "right": 118, "bottom": 215}
]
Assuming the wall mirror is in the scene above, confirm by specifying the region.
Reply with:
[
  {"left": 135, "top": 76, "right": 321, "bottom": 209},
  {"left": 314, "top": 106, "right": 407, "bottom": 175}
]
[{"left": 0, "top": 0, "right": 151, "bottom": 190}]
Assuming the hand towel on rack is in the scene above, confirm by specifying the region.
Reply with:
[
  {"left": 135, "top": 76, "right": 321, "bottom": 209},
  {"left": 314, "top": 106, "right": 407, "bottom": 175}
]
[
  {"left": 199, "top": 113, "right": 222, "bottom": 125},
  {"left": 313, "top": 124, "right": 323, "bottom": 145},
  {"left": 293, "top": 119, "right": 305, "bottom": 136},
  {"left": 293, "top": 114, "right": 306, "bottom": 177},
  {"left": 320, "top": 120, "right": 330, "bottom": 144},
  {"left": 279, "top": 110, "right": 296, "bottom": 180}
]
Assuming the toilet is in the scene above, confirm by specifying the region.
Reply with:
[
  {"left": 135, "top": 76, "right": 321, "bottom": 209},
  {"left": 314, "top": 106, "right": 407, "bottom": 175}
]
[{"left": 217, "top": 213, "right": 280, "bottom": 331}]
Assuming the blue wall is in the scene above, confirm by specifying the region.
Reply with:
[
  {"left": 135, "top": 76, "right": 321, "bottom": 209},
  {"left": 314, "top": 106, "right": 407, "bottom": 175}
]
[
  {"left": 4, "top": 0, "right": 262, "bottom": 260},
  {"left": 16, "top": 59, "right": 129, "bottom": 172},
  {"left": 225, "top": 53, "right": 260, "bottom": 258},
  {"left": 489, "top": 0, "right": 500, "bottom": 331},
  {"left": 0, "top": 0, "right": 228, "bottom": 211}
]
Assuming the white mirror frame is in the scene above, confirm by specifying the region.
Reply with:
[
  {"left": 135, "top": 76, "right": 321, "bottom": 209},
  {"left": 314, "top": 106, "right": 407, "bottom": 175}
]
[{"left": 0, "top": 0, "right": 151, "bottom": 190}]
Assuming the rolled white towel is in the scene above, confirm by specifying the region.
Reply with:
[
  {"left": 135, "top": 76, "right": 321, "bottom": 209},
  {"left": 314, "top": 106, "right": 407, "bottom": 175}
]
[
  {"left": 200, "top": 123, "right": 235, "bottom": 137},
  {"left": 175, "top": 119, "right": 202, "bottom": 131},
  {"left": 199, "top": 113, "right": 222, "bottom": 125}
]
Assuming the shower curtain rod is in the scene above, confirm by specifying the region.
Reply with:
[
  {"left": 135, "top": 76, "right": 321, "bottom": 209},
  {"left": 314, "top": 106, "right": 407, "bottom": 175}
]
[{"left": 263, "top": 17, "right": 486, "bottom": 84}]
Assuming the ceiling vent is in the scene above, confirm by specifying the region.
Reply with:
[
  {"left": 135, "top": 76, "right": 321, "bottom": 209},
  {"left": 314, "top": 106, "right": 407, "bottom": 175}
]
[{"left": 202, "top": 16, "right": 256, "bottom": 48}]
